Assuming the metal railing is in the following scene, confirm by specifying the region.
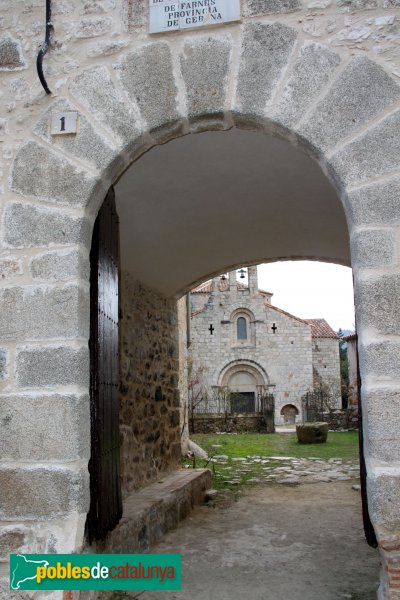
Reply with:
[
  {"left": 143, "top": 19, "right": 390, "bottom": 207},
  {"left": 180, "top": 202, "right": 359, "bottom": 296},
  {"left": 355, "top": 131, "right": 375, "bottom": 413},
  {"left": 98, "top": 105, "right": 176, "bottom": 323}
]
[{"left": 192, "top": 390, "right": 274, "bottom": 415}]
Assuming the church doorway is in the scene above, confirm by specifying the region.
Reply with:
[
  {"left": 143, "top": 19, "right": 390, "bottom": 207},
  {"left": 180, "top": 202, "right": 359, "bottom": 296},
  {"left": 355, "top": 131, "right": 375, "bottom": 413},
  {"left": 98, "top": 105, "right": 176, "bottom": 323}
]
[
  {"left": 280, "top": 404, "right": 299, "bottom": 424},
  {"left": 230, "top": 391, "right": 255, "bottom": 413},
  {"left": 227, "top": 370, "right": 258, "bottom": 413}
]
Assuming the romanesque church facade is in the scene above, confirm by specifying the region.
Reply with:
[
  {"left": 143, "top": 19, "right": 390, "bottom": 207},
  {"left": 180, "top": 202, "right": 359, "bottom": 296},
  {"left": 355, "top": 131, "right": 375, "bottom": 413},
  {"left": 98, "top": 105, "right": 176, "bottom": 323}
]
[{"left": 189, "top": 266, "right": 341, "bottom": 424}]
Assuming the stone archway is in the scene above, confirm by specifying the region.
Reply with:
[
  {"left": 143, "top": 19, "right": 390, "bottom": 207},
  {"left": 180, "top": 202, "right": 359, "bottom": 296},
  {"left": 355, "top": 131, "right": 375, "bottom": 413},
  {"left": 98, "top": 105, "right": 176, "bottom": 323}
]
[
  {"left": 4, "top": 19, "right": 400, "bottom": 598},
  {"left": 280, "top": 404, "right": 300, "bottom": 424},
  {"left": 219, "top": 361, "right": 269, "bottom": 389},
  {"left": 219, "top": 360, "right": 269, "bottom": 413}
]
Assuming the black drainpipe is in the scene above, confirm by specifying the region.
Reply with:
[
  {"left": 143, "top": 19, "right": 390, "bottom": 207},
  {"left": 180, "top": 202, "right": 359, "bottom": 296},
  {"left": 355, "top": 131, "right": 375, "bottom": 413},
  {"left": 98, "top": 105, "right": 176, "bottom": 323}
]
[{"left": 36, "top": 0, "right": 52, "bottom": 95}]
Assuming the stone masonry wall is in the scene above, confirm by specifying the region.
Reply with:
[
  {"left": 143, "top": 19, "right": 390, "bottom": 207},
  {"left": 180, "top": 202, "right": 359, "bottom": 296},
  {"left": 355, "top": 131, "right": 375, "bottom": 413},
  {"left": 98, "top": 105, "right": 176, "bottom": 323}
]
[
  {"left": 327, "top": 408, "right": 359, "bottom": 430},
  {"left": 119, "top": 272, "right": 182, "bottom": 499},
  {"left": 191, "top": 414, "right": 267, "bottom": 434},
  {"left": 1, "top": 0, "right": 400, "bottom": 597},
  {"left": 191, "top": 409, "right": 358, "bottom": 433},
  {"left": 190, "top": 279, "right": 314, "bottom": 421},
  {"left": 311, "top": 337, "right": 342, "bottom": 405}
]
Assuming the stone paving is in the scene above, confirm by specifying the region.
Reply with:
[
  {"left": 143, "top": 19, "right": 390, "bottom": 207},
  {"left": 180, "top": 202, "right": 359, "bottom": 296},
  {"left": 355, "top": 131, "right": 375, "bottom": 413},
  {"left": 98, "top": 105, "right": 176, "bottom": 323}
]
[{"left": 200, "top": 450, "right": 361, "bottom": 490}]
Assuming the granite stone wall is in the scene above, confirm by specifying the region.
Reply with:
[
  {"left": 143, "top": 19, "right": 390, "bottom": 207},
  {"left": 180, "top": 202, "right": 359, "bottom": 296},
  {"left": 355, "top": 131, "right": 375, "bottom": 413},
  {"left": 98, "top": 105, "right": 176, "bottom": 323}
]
[{"left": 1, "top": 0, "right": 400, "bottom": 596}]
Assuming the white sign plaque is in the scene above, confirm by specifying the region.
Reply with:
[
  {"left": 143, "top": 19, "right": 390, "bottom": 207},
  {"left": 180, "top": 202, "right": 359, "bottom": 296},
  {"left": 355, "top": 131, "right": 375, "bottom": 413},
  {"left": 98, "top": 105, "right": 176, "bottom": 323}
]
[
  {"left": 149, "top": 0, "right": 241, "bottom": 34},
  {"left": 50, "top": 112, "right": 78, "bottom": 135}
]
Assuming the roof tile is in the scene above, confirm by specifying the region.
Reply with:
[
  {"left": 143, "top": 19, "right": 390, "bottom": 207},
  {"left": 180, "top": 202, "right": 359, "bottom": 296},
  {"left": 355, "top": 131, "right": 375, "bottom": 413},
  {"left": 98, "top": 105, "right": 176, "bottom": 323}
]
[{"left": 304, "top": 319, "right": 338, "bottom": 339}]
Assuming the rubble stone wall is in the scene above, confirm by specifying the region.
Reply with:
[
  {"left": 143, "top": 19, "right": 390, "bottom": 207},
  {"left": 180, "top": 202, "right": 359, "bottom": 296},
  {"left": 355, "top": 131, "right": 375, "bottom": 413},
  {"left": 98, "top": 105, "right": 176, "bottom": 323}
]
[{"left": 119, "top": 272, "right": 182, "bottom": 499}]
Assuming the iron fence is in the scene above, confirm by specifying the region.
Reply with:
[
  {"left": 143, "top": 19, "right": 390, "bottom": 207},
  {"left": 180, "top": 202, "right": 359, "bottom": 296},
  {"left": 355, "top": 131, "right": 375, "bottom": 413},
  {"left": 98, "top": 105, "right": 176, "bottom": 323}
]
[
  {"left": 302, "top": 390, "right": 327, "bottom": 422},
  {"left": 192, "top": 390, "right": 274, "bottom": 415}
]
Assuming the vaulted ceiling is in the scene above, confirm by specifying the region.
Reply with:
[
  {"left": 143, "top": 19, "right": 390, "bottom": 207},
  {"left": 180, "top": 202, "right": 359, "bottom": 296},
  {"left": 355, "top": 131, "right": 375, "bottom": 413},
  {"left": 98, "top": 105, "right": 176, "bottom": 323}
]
[{"left": 115, "top": 128, "right": 349, "bottom": 297}]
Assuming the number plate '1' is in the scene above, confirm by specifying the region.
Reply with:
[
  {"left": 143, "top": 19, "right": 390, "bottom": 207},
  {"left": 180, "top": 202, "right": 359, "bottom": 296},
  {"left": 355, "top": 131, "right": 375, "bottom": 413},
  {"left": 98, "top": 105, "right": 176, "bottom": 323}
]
[{"left": 51, "top": 112, "right": 78, "bottom": 135}]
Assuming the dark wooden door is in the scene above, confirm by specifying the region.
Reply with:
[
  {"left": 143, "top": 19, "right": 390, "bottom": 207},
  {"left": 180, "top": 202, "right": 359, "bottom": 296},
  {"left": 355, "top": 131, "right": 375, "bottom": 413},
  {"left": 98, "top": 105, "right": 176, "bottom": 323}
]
[{"left": 87, "top": 188, "right": 122, "bottom": 542}]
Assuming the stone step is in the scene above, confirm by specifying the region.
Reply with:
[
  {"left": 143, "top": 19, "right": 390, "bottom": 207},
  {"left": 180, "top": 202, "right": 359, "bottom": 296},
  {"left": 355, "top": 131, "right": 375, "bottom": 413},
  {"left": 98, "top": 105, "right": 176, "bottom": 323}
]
[{"left": 98, "top": 469, "right": 212, "bottom": 554}]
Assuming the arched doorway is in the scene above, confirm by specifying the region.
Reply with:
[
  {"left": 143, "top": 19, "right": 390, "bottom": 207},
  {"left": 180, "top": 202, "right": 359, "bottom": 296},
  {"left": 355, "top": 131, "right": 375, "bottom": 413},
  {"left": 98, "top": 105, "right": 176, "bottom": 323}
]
[
  {"left": 227, "top": 371, "right": 258, "bottom": 413},
  {"left": 7, "top": 26, "right": 399, "bottom": 596},
  {"left": 280, "top": 404, "right": 300, "bottom": 424},
  {"left": 219, "top": 360, "right": 269, "bottom": 413}
]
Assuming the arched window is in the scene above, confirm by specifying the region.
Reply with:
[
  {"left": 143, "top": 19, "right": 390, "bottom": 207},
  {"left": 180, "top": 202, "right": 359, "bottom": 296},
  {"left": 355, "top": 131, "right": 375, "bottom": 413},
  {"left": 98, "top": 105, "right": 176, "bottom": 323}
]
[
  {"left": 237, "top": 316, "right": 247, "bottom": 340},
  {"left": 231, "top": 309, "right": 255, "bottom": 347}
]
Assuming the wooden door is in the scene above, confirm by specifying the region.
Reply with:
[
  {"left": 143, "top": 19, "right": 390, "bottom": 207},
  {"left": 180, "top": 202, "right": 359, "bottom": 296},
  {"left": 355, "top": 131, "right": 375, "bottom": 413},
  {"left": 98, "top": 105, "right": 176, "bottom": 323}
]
[{"left": 87, "top": 188, "right": 122, "bottom": 542}]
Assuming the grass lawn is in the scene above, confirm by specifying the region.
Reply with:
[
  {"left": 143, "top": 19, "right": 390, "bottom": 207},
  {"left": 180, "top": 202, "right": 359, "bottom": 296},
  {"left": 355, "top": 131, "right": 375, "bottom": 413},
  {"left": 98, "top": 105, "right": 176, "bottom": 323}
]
[
  {"left": 190, "top": 431, "right": 359, "bottom": 461},
  {"left": 183, "top": 432, "right": 360, "bottom": 498}
]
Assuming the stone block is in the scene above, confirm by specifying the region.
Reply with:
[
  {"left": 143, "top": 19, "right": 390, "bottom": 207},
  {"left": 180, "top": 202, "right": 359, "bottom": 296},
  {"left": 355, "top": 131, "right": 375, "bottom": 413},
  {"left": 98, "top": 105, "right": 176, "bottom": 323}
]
[
  {"left": 337, "top": 0, "right": 378, "bottom": 8},
  {"left": 74, "top": 17, "right": 111, "bottom": 38},
  {"left": 351, "top": 229, "right": 396, "bottom": 269},
  {"left": 180, "top": 37, "right": 231, "bottom": 128},
  {"left": 346, "top": 176, "right": 400, "bottom": 227},
  {"left": 296, "top": 422, "right": 328, "bottom": 443},
  {"left": 0, "top": 350, "right": 7, "bottom": 381},
  {"left": 244, "top": 0, "right": 301, "bottom": 15},
  {"left": 34, "top": 99, "right": 122, "bottom": 174},
  {"left": 0, "top": 118, "right": 7, "bottom": 137},
  {"left": 355, "top": 275, "right": 400, "bottom": 336},
  {"left": 0, "top": 578, "right": 31, "bottom": 600},
  {"left": 171, "top": 442, "right": 182, "bottom": 462},
  {"left": 117, "top": 43, "right": 179, "bottom": 134},
  {"left": 0, "top": 393, "right": 90, "bottom": 461},
  {"left": 122, "top": 0, "right": 148, "bottom": 32},
  {"left": 272, "top": 42, "right": 340, "bottom": 128},
  {"left": 30, "top": 250, "right": 89, "bottom": 282},
  {"left": 0, "top": 527, "right": 29, "bottom": 558},
  {"left": 0, "top": 258, "right": 22, "bottom": 279},
  {"left": 366, "top": 387, "right": 400, "bottom": 462},
  {"left": 70, "top": 66, "right": 141, "bottom": 146},
  {"left": 3, "top": 203, "right": 91, "bottom": 249},
  {"left": 11, "top": 142, "right": 98, "bottom": 207},
  {"left": 170, "top": 409, "right": 180, "bottom": 428},
  {"left": 236, "top": 22, "right": 297, "bottom": 116},
  {"left": 177, "top": 488, "right": 192, "bottom": 521},
  {"left": 0, "top": 34, "right": 25, "bottom": 71},
  {"left": 0, "top": 285, "right": 89, "bottom": 341},
  {"left": 0, "top": 465, "right": 89, "bottom": 520},
  {"left": 86, "top": 40, "right": 129, "bottom": 58},
  {"left": 331, "top": 110, "right": 400, "bottom": 186},
  {"left": 300, "top": 57, "right": 400, "bottom": 152},
  {"left": 368, "top": 473, "right": 400, "bottom": 528},
  {"left": 361, "top": 342, "right": 400, "bottom": 381},
  {"left": 16, "top": 346, "right": 89, "bottom": 388}
]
